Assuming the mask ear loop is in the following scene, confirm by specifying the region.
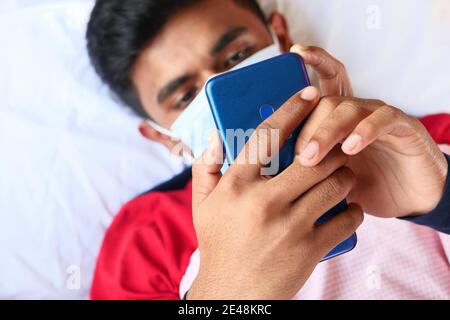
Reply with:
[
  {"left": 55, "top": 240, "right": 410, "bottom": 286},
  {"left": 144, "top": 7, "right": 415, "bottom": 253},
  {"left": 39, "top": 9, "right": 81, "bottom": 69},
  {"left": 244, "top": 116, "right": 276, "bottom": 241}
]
[
  {"left": 146, "top": 120, "right": 196, "bottom": 165},
  {"left": 146, "top": 120, "right": 177, "bottom": 139},
  {"left": 269, "top": 27, "right": 281, "bottom": 51}
]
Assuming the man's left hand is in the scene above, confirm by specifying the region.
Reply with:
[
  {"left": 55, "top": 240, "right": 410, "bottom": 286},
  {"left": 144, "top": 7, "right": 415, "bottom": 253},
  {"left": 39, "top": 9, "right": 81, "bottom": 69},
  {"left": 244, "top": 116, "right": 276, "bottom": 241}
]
[{"left": 296, "top": 96, "right": 448, "bottom": 218}]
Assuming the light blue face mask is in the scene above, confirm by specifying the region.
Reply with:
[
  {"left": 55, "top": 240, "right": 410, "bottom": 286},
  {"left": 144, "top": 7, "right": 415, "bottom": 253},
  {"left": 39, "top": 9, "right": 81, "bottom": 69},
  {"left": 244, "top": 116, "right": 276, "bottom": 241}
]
[{"left": 148, "top": 32, "right": 282, "bottom": 163}]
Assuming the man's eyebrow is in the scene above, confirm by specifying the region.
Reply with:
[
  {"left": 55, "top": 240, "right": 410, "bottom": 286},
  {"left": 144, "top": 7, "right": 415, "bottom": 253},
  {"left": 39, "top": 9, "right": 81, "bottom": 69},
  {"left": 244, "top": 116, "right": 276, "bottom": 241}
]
[
  {"left": 157, "top": 74, "right": 192, "bottom": 104},
  {"left": 210, "top": 26, "right": 248, "bottom": 55}
]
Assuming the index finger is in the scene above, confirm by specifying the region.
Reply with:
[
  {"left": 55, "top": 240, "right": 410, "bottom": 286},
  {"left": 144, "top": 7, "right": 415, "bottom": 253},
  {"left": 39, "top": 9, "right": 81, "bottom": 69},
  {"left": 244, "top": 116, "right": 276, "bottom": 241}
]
[{"left": 229, "top": 86, "right": 320, "bottom": 181}]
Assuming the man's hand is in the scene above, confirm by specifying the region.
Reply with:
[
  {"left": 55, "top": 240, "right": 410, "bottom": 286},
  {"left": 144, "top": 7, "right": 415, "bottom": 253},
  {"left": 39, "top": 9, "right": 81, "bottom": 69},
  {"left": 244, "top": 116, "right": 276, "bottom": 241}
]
[
  {"left": 189, "top": 87, "right": 364, "bottom": 300},
  {"left": 291, "top": 45, "right": 353, "bottom": 97},
  {"left": 296, "top": 96, "right": 448, "bottom": 218},
  {"left": 291, "top": 45, "right": 448, "bottom": 218}
]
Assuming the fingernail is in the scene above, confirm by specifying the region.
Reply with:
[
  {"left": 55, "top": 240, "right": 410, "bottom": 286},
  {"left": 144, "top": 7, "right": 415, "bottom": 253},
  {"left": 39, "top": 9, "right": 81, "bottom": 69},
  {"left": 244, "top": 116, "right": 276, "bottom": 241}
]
[
  {"left": 290, "top": 44, "right": 308, "bottom": 54},
  {"left": 342, "top": 134, "right": 362, "bottom": 153},
  {"left": 208, "top": 131, "right": 216, "bottom": 145},
  {"left": 297, "top": 138, "right": 308, "bottom": 154},
  {"left": 206, "top": 138, "right": 216, "bottom": 154},
  {"left": 300, "top": 140, "right": 319, "bottom": 161},
  {"left": 205, "top": 142, "right": 218, "bottom": 165},
  {"left": 301, "top": 86, "right": 319, "bottom": 101},
  {"left": 205, "top": 131, "right": 223, "bottom": 164}
]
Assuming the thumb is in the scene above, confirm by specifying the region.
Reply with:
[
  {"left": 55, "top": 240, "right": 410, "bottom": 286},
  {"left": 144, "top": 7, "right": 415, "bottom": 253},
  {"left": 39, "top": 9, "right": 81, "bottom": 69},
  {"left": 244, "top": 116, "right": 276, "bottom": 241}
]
[{"left": 192, "top": 131, "right": 224, "bottom": 208}]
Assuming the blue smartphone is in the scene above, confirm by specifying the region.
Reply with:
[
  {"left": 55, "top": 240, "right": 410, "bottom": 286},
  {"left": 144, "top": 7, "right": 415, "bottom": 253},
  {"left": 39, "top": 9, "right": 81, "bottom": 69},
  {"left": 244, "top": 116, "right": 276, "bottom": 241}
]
[{"left": 205, "top": 53, "right": 357, "bottom": 261}]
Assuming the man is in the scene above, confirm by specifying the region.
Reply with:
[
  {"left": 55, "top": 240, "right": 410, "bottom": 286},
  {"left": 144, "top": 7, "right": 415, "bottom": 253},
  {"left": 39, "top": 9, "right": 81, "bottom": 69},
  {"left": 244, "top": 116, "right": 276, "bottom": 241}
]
[{"left": 87, "top": 0, "right": 450, "bottom": 299}]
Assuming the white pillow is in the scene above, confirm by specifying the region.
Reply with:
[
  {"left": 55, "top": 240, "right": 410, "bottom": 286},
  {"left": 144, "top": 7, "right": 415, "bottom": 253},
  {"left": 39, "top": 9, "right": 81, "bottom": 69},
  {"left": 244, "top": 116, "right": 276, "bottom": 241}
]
[
  {"left": 0, "top": 1, "right": 184, "bottom": 299},
  {"left": 260, "top": 0, "right": 450, "bottom": 116}
]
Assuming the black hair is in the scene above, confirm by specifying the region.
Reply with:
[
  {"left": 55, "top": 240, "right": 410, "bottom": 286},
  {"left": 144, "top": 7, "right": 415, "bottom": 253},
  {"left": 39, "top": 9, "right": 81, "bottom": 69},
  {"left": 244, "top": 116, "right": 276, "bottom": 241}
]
[{"left": 86, "top": 0, "right": 267, "bottom": 118}]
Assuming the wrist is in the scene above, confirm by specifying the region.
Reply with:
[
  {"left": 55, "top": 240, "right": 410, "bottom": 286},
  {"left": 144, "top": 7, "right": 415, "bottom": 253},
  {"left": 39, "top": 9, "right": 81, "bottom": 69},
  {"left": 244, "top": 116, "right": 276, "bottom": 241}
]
[
  {"left": 187, "top": 269, "right": 271, "bottom": 300},
  {"left": 399, "top": 153, "right": 450, "bottom": 235},
  {"left": 187, "top": 274, "right": 215, "bottom": 300},
  {"left": 187, "top": 267, "right": 237, "bottom": 300},
  {"left": 426, "top": 152, "right": 448, "bottom": 214},
  {"left": 403, "top": 152, "right": 449, "bottom": 218},
  {"left": 188, "top": 273, "right": 239, "bottom": 300}
]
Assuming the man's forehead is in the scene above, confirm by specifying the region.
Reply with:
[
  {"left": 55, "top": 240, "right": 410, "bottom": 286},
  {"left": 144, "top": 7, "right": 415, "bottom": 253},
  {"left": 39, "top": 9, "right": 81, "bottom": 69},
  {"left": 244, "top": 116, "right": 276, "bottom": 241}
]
[
  {"left": 133, "top": 0, "right": 265, "bottom": 74},
  {"left": 138, "top": 39, "right": 205, "bottom": 80}
]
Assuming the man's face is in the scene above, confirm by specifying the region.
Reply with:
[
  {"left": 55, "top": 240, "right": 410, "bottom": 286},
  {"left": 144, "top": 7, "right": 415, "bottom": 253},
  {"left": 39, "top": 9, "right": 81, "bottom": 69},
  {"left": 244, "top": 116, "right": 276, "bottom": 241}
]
[{"left": 131, "top": 0, "right": 276, "bottom": 129}]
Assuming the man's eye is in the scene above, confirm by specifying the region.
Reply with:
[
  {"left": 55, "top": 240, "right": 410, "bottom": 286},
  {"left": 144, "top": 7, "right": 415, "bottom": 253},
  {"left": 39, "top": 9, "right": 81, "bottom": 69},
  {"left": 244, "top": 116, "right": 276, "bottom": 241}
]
[
  {"left": 224, "top": 47, "right": 251, "bottom": 69},
  {"left": 175, "top": 87, "right": 197, "bottom": 110}
]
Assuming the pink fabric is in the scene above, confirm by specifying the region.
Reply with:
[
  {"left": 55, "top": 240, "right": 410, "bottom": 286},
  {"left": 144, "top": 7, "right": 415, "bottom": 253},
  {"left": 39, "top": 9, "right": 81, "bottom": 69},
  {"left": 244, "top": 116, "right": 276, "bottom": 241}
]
[
  {"left": 180, "top": 148, "right": 450, "bottom": 300},
  {"left": 180, "top": 216, "right": 450, "bottom": 300}
]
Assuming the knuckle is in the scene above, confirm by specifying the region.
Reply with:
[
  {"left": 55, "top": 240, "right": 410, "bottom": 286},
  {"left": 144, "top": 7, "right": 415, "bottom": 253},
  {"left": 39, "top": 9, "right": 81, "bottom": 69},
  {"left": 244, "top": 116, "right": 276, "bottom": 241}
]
[
  {"left": 319, "top": 177, "right": 344, "bottom": 202},
  {"left": 320, "top": 96, "right": 341, "bottom": 110},
  {"left": 248, "top": 194, "right": 276, "bottom": 223},
  {"left": 259, "top": 194, "right": 277, "bottom": 211},
  {"left": 256, "top": 122, "right": 279, "bottom": 146},
  {"left": 338, "top": 99, "right": 359, "bottom": 112},
  {"left": 251, "top": 188, "right": 273, "bottom": 209},
  {"left": 379, "top": 104, "right": 404, "bottom": 119},
  {"left": 307, "top": 163, "right": 325, "bottom": 178},
  {"left": 353, "top": 207, "right": 365, "bottom": 226},
  {"left": 338, "top": 215, "right": 358, "bottom": 234},
  {"left": 306, "top": 45, "right": 321, "bottom": 54},
  {"left": 320, "top": 96, "right": 333, "bottom": 105},
  {"left": 360, "top": 118, "right": 379, "bottom": 137},
  {"left": 338, "top": 167, "right": 356, "bottom": 184},
  {"left": 311, "top": 46, "right": 333, "bottom": 60},
  {"left": 327, "top": 168, "right": 355, "bottom": 195},
  {"left": 279, "top": 97, "right": 305, "bottom": 123},
  {"left": 391, "top": 106, "right": 406, "bottom": 120},
  {"left": 320, "top": 148, "right": 348, "bottom": 170},
  {"left": 258, "top": 120, "right": 277, "bottom": 132},
  {"left": 314, "top": 126, "right": 334, "bottom": 145},
  {"left": 341, "top": 206, "right": 364, "bottom": 232},
  {"left": 327, "top": 175, "right": 347, "bottom": 195},
  {"left": 407, "top": 116, "right": 425, "bottom": 131},
  {"left": 368, "top": 99, "right": 385, "bottom": 107},
  {"left": 219, "top": 173, "right": 241, "bottom": 194},
  {"left": 335, "top": 59, "right": 345, "bottom": 71}
]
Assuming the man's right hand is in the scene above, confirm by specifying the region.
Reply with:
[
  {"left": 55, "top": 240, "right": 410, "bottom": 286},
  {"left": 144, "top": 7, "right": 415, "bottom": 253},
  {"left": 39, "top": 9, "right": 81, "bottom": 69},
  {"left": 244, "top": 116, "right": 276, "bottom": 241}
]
[{"left": 189, "top": 87, "right": 364, "bottom": 300}]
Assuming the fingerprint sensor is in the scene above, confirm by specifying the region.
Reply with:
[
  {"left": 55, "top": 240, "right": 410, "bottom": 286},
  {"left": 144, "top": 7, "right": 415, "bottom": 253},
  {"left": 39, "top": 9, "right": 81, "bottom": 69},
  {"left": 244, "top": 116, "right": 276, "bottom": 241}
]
[
  {"left": 259, "top": 104, "right": 293, "bottom": 139},
  {"left": 259, "top": 104, "right": 275, "bottom": 121}
]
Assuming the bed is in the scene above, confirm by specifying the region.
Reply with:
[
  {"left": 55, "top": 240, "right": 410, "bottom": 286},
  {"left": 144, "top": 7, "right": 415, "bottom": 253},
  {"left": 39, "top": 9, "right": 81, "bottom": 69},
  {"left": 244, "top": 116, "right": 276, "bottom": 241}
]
[{"left": 0, "top": 0, "right": 448, "bottom": 299}]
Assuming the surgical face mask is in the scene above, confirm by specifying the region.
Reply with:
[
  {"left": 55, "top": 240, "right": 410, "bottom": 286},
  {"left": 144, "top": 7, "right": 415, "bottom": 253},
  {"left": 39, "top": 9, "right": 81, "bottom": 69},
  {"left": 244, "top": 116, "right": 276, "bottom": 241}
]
[{"left": 148, "top": 30, "right": 283, "bottom": 163}]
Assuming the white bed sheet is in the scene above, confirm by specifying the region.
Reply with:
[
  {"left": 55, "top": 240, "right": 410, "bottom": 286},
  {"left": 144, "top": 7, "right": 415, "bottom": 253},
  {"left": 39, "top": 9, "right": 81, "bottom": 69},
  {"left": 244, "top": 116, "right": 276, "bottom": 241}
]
[
  {"left": 0, "top": 0, "right": 448, "bottom": 299},
  {"left": 0, "top": 1, "right": 185, "bottom": 299}
]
